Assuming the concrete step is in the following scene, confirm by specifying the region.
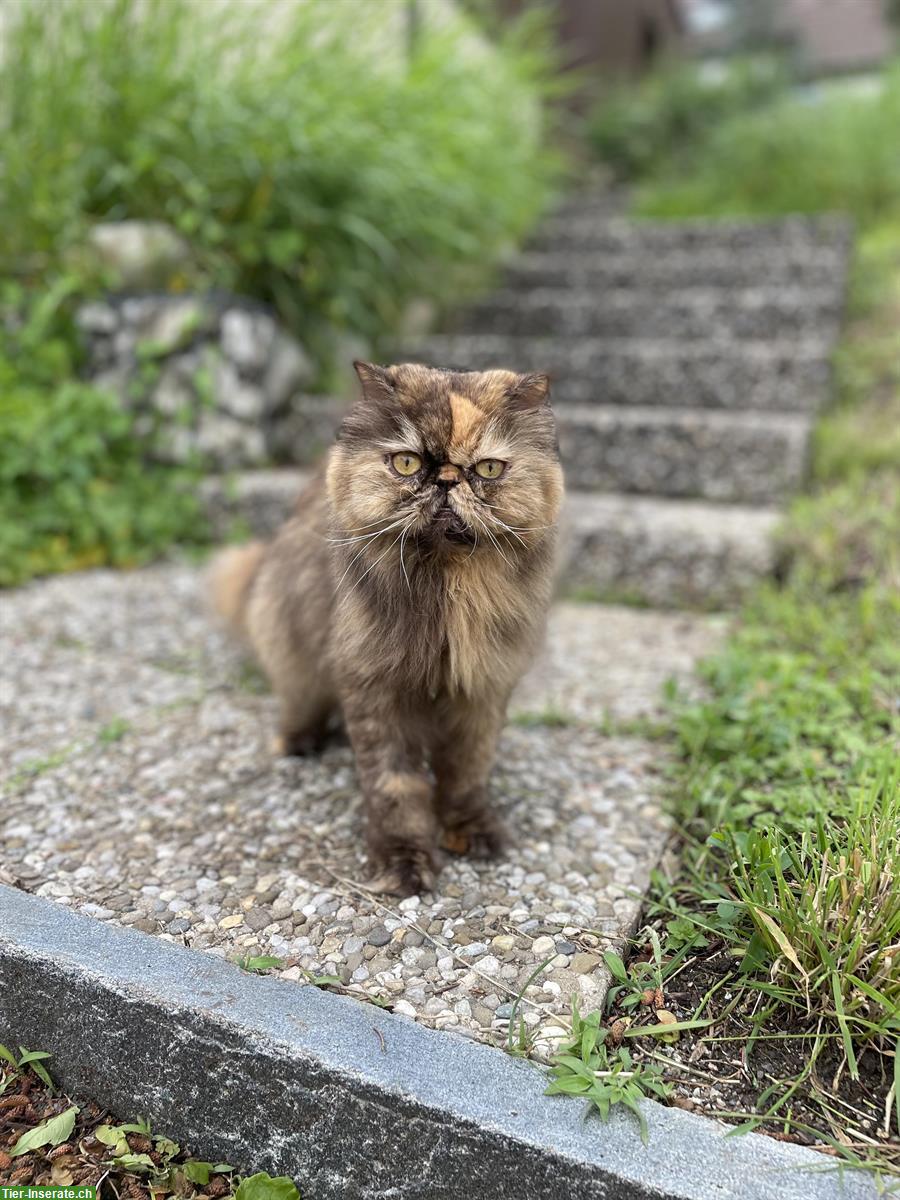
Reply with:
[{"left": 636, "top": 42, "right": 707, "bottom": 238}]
[
  {"left": 530, "top": 213, "right": 852, "bottom": 255},
  {"left": 201, "top": 470, "right": 780, "bottom": 608},
  {"left": 461, "top": 285, "right": 842, "bottom": 341},
  {"left": 504, "top": 247, "right": 848, "bottom": 292},
  {"left": 557, "top": 405, "right": 810, "bottom": 503},
  {"left": 562, "top": 492, "right": 778, "bottom": 609},
  {"left": 401, "top": 334, "right": 831, "bottom": 412}
]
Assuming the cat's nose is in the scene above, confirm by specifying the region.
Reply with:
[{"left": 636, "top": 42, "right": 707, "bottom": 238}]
[{"left": 436, "top": 464, "right": 461, "bottom": 488}]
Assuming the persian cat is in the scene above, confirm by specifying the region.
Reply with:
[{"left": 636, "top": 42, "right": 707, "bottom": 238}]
[{"left": 211, "top": 362, "right": 564, "bottom": 894}]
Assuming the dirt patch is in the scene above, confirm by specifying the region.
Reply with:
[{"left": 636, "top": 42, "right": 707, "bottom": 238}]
[
  {"left": 0, "top": 1056, "right": 234, "bottom": 1196},
  {"left": 619, "top": 938, "right": 899, "bottom": 1174}
]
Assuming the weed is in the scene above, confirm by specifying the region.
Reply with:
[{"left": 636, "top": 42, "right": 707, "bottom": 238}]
[
  {"left": 719, "top": 769, "right": 900, "bottom": 1076},
  {"left": 0, "top": 0, "right": 561, "bottom": 373},
  {"left": 637, "top": 67, "right": 900, "bottom": 226},
  {"left": 546, "top": 1002, "right": 672, "bottom": 1144},
  {"left": 235, "top": 954, "right": 284, "bottom": 974},
  {"left": 97, "top": 717, "right": 131, "bottom": 744}
]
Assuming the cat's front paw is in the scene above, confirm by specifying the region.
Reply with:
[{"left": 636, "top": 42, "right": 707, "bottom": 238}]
[
  {"left": 365, "top": 844, "right": 441, "bottom": 897},
  {"left": 442, "top": 812, "right": 508, "bottom": 860}
]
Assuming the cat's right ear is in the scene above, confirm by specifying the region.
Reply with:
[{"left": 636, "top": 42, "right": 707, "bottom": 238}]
[{"left": 354, "top": 361, "right": 396, "bottom": 404}]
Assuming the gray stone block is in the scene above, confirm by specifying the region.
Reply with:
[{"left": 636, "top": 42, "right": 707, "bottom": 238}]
[
  {"left": 403, "top": 334, "right": 832, "bottom": 412},
  {"left": 0, "top": 885, "right": 879, "bottom": 1200},
  {"left": 530, "top": 213, "right": 853, "bottom": 255},
  {"left": 504, "top": 247, "right": 849, "bottom": 292},
  {"left": 461, "top": 286, "right": 843, "bottom": 341},
  {"left": 559, "top": 493, "right": 779, "bottom": 608},
  {"left": 558, "top": 405, "right": 811, "bottom": 503}
]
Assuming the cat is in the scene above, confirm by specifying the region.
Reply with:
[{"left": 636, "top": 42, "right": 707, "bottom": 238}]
[{"left": 210, "top": 361, "right": 564, "bottom": 895}]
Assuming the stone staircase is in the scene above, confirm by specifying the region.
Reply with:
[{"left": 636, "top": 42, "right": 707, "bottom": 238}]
[{"left": 208, "top": 201, "right": 851, "bottom": 609}]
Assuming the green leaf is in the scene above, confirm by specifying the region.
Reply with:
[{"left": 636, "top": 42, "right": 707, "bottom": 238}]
[
  {"left": 545, "top": 1074, "right": 592, "bottom": 1095},
  {"left": 240, "top": 956, "right": 284, "bottom": 973},
  {"left": 603, "top": 950, "right": 629, "bottom": 983},
  {"left": 113, "top": 1153, "right": 156, "bottom": 1172},
  {"left": 183, "top": 1162, "right": 214, "bottom": 1186},
  {"left": 17, "top": 1049, "right": 53, "bottom": 1089},
  {"left": 234, "top": 1171, "right": 302, "bottom": 1200},
  {"left": 181, "top": 1159, "right": 232, "bottom": 1184},
  {"left": 0, "top": 1044, "right": 17, "bottom": 1065},
  {"left": 305, "top": 972, "right": 342, "bottom": 988},
  {"left": 10, "top": 1105, "right": 78, "bottom": 1157}
]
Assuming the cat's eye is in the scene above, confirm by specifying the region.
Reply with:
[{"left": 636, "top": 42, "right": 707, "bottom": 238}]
[
  {"left": 474, "top": 459, "right": 505, "bottom": 479},
  {"left": 391, "top": 451, "right": 422, "bottom": 476}
]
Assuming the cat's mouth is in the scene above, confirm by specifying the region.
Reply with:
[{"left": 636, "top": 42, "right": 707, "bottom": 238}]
[{"left": 431, "top": 504, "right": 475, "bottom": 544}]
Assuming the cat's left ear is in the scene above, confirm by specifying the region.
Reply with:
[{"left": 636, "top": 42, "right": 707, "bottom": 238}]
[
  {"left": 354, "top": 360, "right": 396, "bottom": 404},
  {"left": 506, "top": 372, "right": 550, "bottom": 411}
]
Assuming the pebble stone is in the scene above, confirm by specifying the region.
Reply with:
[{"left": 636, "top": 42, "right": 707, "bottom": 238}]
[{"left": 0, "top": 563, "right": 690, "bottom": 1059}]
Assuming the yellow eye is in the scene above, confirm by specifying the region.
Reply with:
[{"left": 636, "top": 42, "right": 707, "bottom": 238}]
[
  {"left": 475, "top": 459, "right": 505, "bottom": 479},
  {"left": 391, "top": 451, "right": 422, "bottom": 476}
]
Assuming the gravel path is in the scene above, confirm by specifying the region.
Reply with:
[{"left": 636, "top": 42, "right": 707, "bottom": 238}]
[{"left": 1, "top": 563, "right": 721, "bottom": 1059}]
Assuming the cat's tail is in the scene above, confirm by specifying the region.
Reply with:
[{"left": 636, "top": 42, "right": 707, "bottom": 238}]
[{"left": 208, "top": 542, "right": 265, "bottom": 637}]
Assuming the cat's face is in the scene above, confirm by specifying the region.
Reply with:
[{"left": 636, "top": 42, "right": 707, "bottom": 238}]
[{"left": 326, "top": 362, "right": 563, "bottom": 562}]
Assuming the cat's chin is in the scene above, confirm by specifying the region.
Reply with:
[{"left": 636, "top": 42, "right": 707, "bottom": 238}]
[{"left": 430, "top": 508, "right": 476, "bottom": 547}]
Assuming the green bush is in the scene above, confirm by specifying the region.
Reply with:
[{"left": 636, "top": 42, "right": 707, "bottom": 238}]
[
  {"left": 0, "top": 282, "right": 205, "bottom": 587},
  {"left": 0, "top": 0, "right": 561, "bottom": 370},
  {"left": 588, "top": 56, "right": 785, "bottom": 181},
  {"left": 637, "top": 65, "right": 900, "bottom": 224}
]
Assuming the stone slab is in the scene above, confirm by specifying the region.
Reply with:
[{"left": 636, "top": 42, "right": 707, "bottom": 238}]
[
  {"left": 462, "top": 286, "right": 843, "bottom": 341},
  {"left": 530, "top": 212, "right": 853, "bottom": 254},
  {"left": 0, "top": 885, "right": 878, "bottom": 1200},
  {"left": 403, "top": 334, "right": 832, "bottom": 411},
  {"left": 558, "top": 405, "right": 811, "bottom": 503},
  {"left": 1, "top": 566, "right": 722, "bottom": 1059},
  {"left": 504, "top": 247, "right": 848, "bottom": 291},
  {"left": 563, "top": 492, "right": 779, "bottom": 609}
]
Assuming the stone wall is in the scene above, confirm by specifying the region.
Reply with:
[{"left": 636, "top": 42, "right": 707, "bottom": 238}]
[{"left": 76, "top": 294, "right": 333, "bottom": 470}]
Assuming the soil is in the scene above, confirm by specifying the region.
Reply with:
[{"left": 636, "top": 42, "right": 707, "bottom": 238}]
[
  {"left": 620, "top": 937, "right": 900, "bottom": 1174},
  {"left": 0, "top": 1058, "right": 234, "bottom": 1196}
]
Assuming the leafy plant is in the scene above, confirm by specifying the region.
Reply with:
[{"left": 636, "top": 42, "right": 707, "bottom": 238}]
[
  {"left": 589, "top": 55, "right": 785, "bottom": 180},
  {"left": 546, "top": 1003, "right": 671, "bottom": 1143},
  {"left": 0, "top": 281, "right": 207, "bottom": 587},
  {"left": 0, "top": 0, "right": 561, "bottom": 374},
  {"left": 235, "top": 1172, "right": 301, "bottom": 1200},
  {"left": 638, "top": 65, "right": 900, "bottom": 226},
  {"left": 235, "top": 954, "right": 285, "bottom": 974},
  {"left": 94, "top": 1118, "right": 233, "bottom": 1189},
  {"left": 0, "top": 1044, "right": 54, "bottom": 1089}
]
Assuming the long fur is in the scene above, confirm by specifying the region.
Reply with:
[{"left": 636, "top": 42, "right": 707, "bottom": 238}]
[
  {"left": 210, "top": 362, "right": 564, "bottom": 894},
  {"left": 208, "top": 542, "right": 265, "bottom": 636}
]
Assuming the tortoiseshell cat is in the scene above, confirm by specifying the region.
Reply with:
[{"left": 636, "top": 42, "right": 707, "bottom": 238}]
[{"left": 211, "top": 362, "right": 564, "bottom": 894}]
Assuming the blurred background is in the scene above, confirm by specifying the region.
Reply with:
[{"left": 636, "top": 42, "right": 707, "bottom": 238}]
[{"left": 1, "top": 0, "right": 899, "bottom": 588}]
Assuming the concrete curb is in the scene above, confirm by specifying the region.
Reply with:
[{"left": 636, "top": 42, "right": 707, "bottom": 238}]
[{"left": 0, "top": 886, "right": 878, "bottom": 1199}]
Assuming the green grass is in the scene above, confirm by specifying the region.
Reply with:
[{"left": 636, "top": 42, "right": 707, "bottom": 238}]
[
  {"left": 0, "top": 0, "right": 561, "bottom": 374},
  {"left": 721, "top": 772, "right": 900, "bottom": 1075},
  {"left": 589, "top": 55, "right": 786, "bottom": 182},
  {"left": 636, "top": 67, "right": 900, "bottom": 225},
  {"left": 631, "top": 220, "right": 900, "bottom": 1167}
]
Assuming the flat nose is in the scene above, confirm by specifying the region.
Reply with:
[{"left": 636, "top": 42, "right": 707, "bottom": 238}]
[{"left": 436, "top": 463, "right": 461, "bottom": 488}]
